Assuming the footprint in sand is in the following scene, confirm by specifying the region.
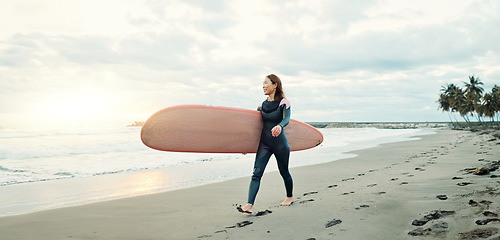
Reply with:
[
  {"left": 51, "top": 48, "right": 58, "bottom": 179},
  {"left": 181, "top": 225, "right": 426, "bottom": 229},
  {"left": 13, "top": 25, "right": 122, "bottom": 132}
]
[
  {"left": 367, "top": 184, "right": 377, "bottom": 187},
  {"left": 225, "top": 221, "right": 253, "bottom": 229},
  {"left": 255, "top": 210, "right": 272, "bottom": 217},
  {"left": 303, "top": 191, "right": 318, "bottom": 196},
  {"left": 436, "top": 195, "right": 448, "bottom": 200},
  {"left": 325, "top": 219, "right": 342, "bottom": 228},
  {"left": 475, "top": 219, "right": 500, "bottom": 225},
  {"left": 236, "top": 221, "right": 253, "bottom": 227},
  {"left": 355, "top": 205, "right": 370, "bottom": 210},
  {"left": 483, "top": 211, "right": 498, "bottom": 217},
  {"left": 468, "top": 199, "right": 492, "bottom": 207},
  {"left": 299, "top": 199, "right": 315, "bottom": 204}
]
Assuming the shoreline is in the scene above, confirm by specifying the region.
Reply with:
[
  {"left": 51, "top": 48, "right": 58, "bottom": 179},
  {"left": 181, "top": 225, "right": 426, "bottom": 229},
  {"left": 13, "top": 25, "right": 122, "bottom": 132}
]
[
  {"left": 1, "top": 129, "right": 499, "bottom": 239},
  {"left": 0, "top": 128, "right": 435, "bottom": 217}
]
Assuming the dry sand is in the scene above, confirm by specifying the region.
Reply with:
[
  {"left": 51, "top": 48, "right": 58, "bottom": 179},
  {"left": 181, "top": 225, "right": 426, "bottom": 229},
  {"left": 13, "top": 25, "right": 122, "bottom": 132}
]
[{"left": 1, "top": 128, "right": 500, "bottom": 240}]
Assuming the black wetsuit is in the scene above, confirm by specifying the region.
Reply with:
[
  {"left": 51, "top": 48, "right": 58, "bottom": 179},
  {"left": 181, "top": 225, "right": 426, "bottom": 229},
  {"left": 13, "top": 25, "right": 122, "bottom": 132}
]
[{"left": 247, "top": 98, "right": 293, "bottom": 205}]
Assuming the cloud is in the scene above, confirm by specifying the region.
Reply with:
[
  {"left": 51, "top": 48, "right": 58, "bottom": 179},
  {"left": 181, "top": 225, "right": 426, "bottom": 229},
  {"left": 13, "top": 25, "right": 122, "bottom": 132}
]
[
  {"left": 257, "top": 16, "right": 493, "bottom": 76},
  {"left": 0, "top": 34, "right": 42, "bottom": 67}
]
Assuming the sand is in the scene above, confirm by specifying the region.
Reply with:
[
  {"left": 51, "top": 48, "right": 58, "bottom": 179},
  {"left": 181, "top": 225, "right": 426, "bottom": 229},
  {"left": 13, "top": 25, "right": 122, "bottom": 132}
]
[{"left": 1, "top": 128, "right": 500, "bottom": 240}]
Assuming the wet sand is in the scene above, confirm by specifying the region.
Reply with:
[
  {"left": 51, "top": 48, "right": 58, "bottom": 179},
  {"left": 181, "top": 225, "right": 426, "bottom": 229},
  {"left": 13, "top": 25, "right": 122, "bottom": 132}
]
[{"left": 1, "top": 128, "right": 499, "bottom": 239}]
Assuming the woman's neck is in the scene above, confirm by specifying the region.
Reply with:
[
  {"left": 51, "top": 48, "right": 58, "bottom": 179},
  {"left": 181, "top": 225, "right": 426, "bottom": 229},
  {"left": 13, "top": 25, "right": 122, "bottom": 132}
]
[{"left": 267, "top": 92, "right": 276, "bottom": 101}]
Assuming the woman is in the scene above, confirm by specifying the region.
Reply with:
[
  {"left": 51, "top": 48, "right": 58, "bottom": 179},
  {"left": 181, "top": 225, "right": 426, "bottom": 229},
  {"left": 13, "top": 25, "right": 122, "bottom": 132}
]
[{"left": 237, "top": 74, "right": 293, "bottom": 214}]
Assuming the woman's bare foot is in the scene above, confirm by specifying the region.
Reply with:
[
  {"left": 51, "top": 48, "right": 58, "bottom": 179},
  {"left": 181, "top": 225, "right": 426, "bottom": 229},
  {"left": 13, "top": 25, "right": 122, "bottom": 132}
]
[
  {"left": 280, "top": 197, "right": 293, "bottom": 206},
  {"left": 237, "top": 203, "right": 253, "bottom": 214}
]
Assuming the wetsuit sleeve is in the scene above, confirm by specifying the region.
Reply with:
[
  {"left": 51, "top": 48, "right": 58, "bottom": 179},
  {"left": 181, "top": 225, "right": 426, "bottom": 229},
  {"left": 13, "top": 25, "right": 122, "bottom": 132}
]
[{"left": 278, "top": 99, "right": 291, "bottom": 128}]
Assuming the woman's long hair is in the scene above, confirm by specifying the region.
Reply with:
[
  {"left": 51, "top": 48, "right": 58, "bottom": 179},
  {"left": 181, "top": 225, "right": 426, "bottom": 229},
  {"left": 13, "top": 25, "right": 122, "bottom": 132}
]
[{"left": 267, "top": 74, "right": 285, "bottom": 101}]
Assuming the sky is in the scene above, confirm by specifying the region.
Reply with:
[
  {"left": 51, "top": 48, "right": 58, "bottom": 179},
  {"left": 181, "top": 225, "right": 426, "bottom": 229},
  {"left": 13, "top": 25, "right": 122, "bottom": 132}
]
[{"left": 1, "top": 0, "right": 500, "bottom": 127}]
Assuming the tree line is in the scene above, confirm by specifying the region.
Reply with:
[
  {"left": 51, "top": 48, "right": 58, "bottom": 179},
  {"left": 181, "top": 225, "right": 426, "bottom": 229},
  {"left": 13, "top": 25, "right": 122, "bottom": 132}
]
[{"left": 438, "top": 75, "right": 500, "bottom": 128}]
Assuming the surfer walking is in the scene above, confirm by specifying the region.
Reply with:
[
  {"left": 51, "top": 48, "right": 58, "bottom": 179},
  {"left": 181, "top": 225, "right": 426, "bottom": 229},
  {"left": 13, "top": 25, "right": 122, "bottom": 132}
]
[{"left": 238, "top": 74, "right": 293, "bottom": 214}]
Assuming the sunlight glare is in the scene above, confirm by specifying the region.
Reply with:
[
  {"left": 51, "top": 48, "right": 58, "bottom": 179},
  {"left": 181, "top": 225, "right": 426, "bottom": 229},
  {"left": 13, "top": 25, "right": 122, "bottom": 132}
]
[{"left": 37, "top": 92, "right": 111, "bottom": 126}]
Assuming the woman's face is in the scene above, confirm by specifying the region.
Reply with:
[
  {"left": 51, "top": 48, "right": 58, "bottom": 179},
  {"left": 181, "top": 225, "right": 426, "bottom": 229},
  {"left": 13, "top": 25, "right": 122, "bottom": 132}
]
[{"left": 263, "top": 77, "right": 277, "bottom": 96}]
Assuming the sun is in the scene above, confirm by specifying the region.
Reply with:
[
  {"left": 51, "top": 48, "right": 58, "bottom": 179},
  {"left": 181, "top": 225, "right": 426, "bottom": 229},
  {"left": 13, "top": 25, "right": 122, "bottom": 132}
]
[
  {"left": 49, "top": 96, "right": 99, "bottom": 119},
  {"left": 36, "top": 91, "right": 111, "bottom": 126}
]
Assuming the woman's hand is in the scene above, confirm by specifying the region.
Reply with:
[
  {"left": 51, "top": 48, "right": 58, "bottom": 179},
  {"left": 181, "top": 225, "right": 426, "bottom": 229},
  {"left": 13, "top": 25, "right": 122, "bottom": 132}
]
[{"left": 271, "top": 125, "right": 282, "bottom": 137}]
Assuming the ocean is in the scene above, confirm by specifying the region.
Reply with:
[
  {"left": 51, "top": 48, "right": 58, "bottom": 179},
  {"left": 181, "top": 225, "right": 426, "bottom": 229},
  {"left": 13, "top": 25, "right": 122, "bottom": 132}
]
[{"left": 0, "top": 126, "right": 437, "bottom": 216}]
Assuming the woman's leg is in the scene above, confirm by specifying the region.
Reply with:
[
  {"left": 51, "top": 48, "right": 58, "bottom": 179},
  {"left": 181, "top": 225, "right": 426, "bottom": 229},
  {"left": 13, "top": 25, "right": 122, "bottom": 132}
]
[
  {"left": 247, "top": 144, "right": 273, "bottom": 205},
  {"left": 274, "top": 144, "right": 293, "bottom": 205}
]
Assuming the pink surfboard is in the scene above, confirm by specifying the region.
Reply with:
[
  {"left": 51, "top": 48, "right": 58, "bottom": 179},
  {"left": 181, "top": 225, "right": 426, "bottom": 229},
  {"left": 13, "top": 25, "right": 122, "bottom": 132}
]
[{"left": 141, "top": 105, "right": 323, "bottom": 153}]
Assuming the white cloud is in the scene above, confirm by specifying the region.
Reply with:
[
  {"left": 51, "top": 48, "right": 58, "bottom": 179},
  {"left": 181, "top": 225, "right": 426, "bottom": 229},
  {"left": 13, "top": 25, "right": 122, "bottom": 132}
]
[{"left": 353, "top": 0, "right": 474, "bottom": 33}]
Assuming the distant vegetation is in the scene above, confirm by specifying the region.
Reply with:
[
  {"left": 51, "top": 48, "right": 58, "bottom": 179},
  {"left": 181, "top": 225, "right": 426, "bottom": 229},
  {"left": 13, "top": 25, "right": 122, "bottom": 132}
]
[
  {"left": 127, "top": 121, "right": 144, "bottom": 127},
  {"left": 308, "top": 122, "right": 448, "bottom": 129},
  {"left": 438, "top": 75, "right": 500, "bottom": 129}
]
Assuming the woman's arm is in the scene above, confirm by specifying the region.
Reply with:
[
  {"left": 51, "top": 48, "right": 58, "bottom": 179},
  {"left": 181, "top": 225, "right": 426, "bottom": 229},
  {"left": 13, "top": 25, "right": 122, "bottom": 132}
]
[
  {"left": 272, "top": 99, "right": 291, "bottom": 137},
  {"left": 278, "top": 99, "right": 291, "bottom": 128}
]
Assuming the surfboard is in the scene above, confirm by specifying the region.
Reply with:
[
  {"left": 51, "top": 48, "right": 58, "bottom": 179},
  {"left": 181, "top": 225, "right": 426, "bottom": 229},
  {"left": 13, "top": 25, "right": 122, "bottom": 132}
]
[{"left": 141, "top": 105, "right": 323, "bottom": 153}]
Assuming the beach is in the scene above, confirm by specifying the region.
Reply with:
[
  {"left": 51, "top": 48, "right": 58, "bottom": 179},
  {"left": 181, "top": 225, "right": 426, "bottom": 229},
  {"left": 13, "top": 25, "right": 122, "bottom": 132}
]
[{"left": 1, "top": 128, "right": 499, "bottom": 239}]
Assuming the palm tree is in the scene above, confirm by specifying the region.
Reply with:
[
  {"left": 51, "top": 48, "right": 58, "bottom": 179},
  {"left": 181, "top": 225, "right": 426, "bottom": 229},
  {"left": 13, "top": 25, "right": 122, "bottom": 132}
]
[
  {"left": 479, "top": 92, "right": 496, "bottom": 122},
  {"left": 451, "top": 87, "right": 471, "bottom": 126},
  {"left": 438, "top": 84, "right": 455, "bottom": 127},
  {"left": 492, "top": 85, "right": 500, "bottom": 123},
  {"left": 463, "top": 75, "right": 484, "bottom": 122},
  {"left": 484, "top": 84, "right": 500, "bottom": 122},
  {"left": 438, "top": 83, "right": 468, "bottom": 127}
]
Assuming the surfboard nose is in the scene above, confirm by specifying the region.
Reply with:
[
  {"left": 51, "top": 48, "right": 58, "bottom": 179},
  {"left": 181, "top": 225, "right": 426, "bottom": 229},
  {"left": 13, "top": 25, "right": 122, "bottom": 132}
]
[{"left": 316, "top": 134, "right": 324, "bottom": 146}]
